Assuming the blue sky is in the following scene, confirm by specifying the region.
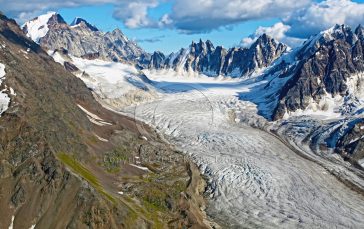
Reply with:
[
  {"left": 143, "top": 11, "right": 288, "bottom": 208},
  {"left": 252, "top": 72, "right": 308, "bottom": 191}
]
[
  {"left": 2, "top": 0, "right": 364, "bottom": 54},
  {"left": 58, "top": 3, "right": 278, "bottom": 54}
]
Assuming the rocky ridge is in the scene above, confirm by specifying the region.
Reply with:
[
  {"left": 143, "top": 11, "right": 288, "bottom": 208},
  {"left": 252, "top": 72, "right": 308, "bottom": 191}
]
[{"left": 23, "top": 12, "right": 148, "bottom": 64}]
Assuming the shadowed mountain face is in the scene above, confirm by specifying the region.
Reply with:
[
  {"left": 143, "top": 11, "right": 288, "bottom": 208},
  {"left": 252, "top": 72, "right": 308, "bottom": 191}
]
[
  {"left": 0, "top": 13, "right": 213, "bottom": 229},
  {"left": 271, "top": 25, "right": 364, "bottom": 120},
  {"left": 149, "top": 34, "right": 287, "bottom": 78}
]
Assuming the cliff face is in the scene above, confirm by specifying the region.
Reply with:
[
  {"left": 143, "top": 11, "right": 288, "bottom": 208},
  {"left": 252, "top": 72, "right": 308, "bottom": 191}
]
[{"left": 0, "top": 13, "right": 213, "bottom": 229}]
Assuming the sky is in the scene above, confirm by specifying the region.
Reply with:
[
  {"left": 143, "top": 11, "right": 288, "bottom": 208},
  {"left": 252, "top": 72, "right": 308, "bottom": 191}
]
[{"left": 1, "top": 0, "right": 364, "bottom": 54}]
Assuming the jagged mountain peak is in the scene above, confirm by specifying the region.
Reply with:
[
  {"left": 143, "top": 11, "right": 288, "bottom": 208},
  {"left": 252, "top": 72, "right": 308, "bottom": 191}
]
[
  {"left": 22, "top": 12, "right": 66, "bottom": 43},
  {"left": 150, "top": 34, "right": 286, "bottom": 77},
  {"left": 298, "top": 24, "right": 358, "bottom": 59},
  {"left": 70, "top": 17, "right": 98, "bottom": 31},
  {"left": 251, "top": 33, "right": 285, "bottom": 50},
  {"left": 355, "top": 24, "right": 364, "bottom": 38},
  {"left": 190, "top": 39, "right": 215, "bottom": 55},
  {"left": 262, "top": 23, "right": 364, "bottom": 120}
]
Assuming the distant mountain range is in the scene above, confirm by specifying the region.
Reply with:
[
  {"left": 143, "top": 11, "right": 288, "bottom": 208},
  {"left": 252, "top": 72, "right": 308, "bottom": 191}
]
[{"left": 23, "top": 12, "right": 148, "bottom": 64}]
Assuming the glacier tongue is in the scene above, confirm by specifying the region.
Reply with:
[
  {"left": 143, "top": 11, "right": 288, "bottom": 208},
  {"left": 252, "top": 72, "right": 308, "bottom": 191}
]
[
  {"left": 47, "top": 45, "right": 364, "bottom": 227},
  {"left": 121, "top": 75, "right": 364, "bottom": 228}
]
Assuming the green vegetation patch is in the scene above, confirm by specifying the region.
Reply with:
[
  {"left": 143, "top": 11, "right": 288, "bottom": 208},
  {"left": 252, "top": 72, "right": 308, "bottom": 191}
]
[{"left": 57, "top": 152, "right": 116, "bottom": 203}]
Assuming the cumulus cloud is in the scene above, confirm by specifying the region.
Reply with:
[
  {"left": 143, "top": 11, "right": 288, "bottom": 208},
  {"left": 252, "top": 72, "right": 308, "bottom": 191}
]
[
  {"left": 284, "top": 0, "right": 364, "bottom": 38},
  {"left": 241, "top": 22, "right": 305, "bottom": 48},
  {"left": 2, "top": 0, "right": 364, "bottom": 41},
  {"left": 0, "top": 0, "right": 118, "bottom": 22},
  {"left": 113, "top": 1, "right": 159, "bottom": 29},
  {"left": 168, "top": 0, "right": 311, "bottom": 33},
  {"left": 241, "top": 0, "right": 364, "bottom": 48}
]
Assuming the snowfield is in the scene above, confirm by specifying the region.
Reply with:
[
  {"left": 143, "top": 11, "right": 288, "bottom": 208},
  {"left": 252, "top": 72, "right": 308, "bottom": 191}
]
[
  {"left": 48, "top": 51, "right": 159, "bottom": 108},
  {"left": 22, "top": 12, "right": 56, "bottom": 43}
]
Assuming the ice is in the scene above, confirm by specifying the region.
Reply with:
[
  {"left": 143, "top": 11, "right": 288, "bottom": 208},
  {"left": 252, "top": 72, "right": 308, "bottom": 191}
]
[
  {"left": 117, "top": 70, "right": 364, "bottom": 227},
  {"left": 22, "top": 12, "right": 56, "bottom": 43},
  {"left": 8, "top": 216, "right": 14, "bottom": 229}
]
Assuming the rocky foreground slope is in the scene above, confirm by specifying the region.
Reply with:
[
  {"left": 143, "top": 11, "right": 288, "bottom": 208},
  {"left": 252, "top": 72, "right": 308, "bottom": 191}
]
[{"left": 0, "top": 13, "right": 215, "bottom": 229}]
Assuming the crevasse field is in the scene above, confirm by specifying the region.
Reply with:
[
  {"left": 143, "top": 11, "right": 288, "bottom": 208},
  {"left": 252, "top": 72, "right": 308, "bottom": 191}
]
[{"left": 50, "top": 53, "right": 364, "bottom": 228}]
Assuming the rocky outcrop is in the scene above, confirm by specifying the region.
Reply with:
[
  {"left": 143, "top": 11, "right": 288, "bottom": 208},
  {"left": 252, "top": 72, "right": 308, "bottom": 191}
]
[{"left": 150, "top": 35, "right": 287, "bottom": 78}]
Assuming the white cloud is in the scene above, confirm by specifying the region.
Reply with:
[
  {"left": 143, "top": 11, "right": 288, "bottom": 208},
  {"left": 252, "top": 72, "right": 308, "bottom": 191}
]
[
  {"left": 0, "top": 0, "right": 119, "bottom": 23},
  {"left": 113, "top": 1, "right": 159, "bottom": 29},
  {"left": 284, "top": 0, "right": 364, "bottom": 38},
  {"left": 167, "top": 0, "right": 312, "bottom": 33},
  {"left": 241, "top": 22, "right": 305, "bottom": 48}
]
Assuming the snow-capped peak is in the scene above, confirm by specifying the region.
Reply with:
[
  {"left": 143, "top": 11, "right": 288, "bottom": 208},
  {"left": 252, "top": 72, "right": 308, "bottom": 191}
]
[{"left": 22, "top": 12, "right": 57, "bottom": 43}]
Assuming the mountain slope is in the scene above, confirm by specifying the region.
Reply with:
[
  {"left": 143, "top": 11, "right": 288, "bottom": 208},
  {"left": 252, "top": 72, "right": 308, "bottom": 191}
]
[
  {"left": 23, "top": 12, "right": 147, "bottom": 64},
  {"left": 237, "top": 24, "right": 364, "bottom": 168},
  {"left": 273, "top": 24, "right": 364, "bottom": 120},
  {"left": 0, "top": 13, "right": 213, "bottom": 229}
]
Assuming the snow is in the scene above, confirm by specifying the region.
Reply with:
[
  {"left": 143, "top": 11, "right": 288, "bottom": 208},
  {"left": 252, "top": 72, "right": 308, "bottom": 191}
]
[
  {"left": 94, "top": 134, "right": 108, "bottom": 142},
  {"left": 0, "top": 63, "right": 10, "bottom": 116},
  {"left": 22, "top": 12, "right": 56, "bottom": 43},
  {"left": 46, "top": 46, "right": 364, "bottom": 227},
  {"left": 48, "top": 51, "right": 158, "bottom": 108},
  {"left": 8, "top": 216, "right": 14, "bottom": 229},
  {"left": 130, "top": 164, "right": 149, "bottom": 171},
  {"left": 48, "top": 50, "right": 66, "bottom": 65},
  {"left": 283, "top": 93, "right": 344, "bottom": 119},
  {"left": 77, "top": 104, "right": 112, "bottom": 126},
  {"left": 121, "top": 80, "right": 364, "bottom": 227}
]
